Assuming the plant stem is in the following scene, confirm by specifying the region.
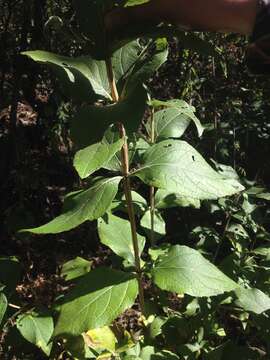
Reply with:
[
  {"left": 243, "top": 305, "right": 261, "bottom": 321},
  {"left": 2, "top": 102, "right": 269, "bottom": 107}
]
[
  {"left": 119, "top": 124, "right": 145, "bottom": 313},
  {"left": 149, "top": 107, "right": 155, "bottom": 246},
  {"left": 106, "top": 57, "right": 119, "bottom": 102},
  {"left": 106, "top": 58, "right": 145, "bottom": 314}
]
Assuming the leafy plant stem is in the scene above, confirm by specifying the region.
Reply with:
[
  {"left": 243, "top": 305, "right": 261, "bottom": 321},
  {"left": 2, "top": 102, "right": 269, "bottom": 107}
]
[
  {"left": 105, "top": 57, "right": 145, "bottom": 314},
  {"left": 119, "top": 123, "right": 145, "bottom": 314}
]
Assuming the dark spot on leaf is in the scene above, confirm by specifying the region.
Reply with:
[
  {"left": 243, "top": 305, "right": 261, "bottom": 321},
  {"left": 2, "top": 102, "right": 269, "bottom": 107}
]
[
  {"left": 62, "top": 62, "right": 69, "bottom": 67},
  {"left": 164, "top": 144, "right": 172, "bottom": 148},
  {"left": 192, "top": 156, "right": 195, "bottom": 161}
]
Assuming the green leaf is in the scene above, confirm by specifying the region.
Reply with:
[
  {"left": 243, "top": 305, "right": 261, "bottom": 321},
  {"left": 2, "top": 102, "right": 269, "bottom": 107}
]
[
  {"left": 152, "top": 245, "right": 238, "bottom": 297},
  {"left": 124, "top": 44, "right": 168, "bottom": 95},
  {"left": 22, "top": 51, "right": 106, "bottom": 102},
  {"left": 21, "top": 41, "right": 160, "bottom": 103},
  {"left": 155, "top": 189, "right": 200, "bottom": 209},
  {"left": 148, "top": 99, "right": 204, "bottom": 138},
  {"left": 54, "top": 268, "right": 138, "bottom": 337},
  {"left": 133, "top": 137, "right": 151, "bottom": 163},
  {"left": 140, "top": 210, "right": 166, "bottom": 240},
  {"left": 85, "top": 326, "right": 117, "bottom": 352},
  {"left": 61, "top": 257, "right": 92, "bottom": 281},
  {"left": 227, "top": 223, "right": 249, "bottom": 239},
  {"left": 148, "top": 108, "right": 190, "bottom": 141},
  {"left": 112, "top": 40, "right": 148, "bottom": 87},
  {"left": 20, "top": 42, "right": 131, "bottom": 101},
  {"left": 133, "top": 140, "right": 244, "bottom": 200},
  {"left": 64, "top": 334, "right": 95, "bottom": 359},
  {"left": 98, "top": 214, "right": 145, "bottom": 265},
  {"left": 21, "top": 177, "right": 122, "bottom": 234},
  {"left": 102, "top": 126, "right": 137, "bottom": 172},
  {"left": 0, "top": 292, "right": 7, "bottom": 327},
  {"left": 139, "top": 346, "right": 155, "bottom": 360},
  {"left": 125, "top": 0, "right": 150, "bottom": 6},
  {"left": 235, "top": 287, "right": 270, "bottom": 314},
  {"left": 74, "top": 138, "right": 124, "bottom": 179},
  {"left": 256, "top": 192, "right": 270, "bottom": 201},
  {"left": 148, "top": 316, "right": 167, "bottom": 340},
  {"left": 102, "top": 125, "right": 123, "bottom": 172},
  {"left": 110, "top": 191, "right": 148, "bottom": 215},
  {"left": 16, "top": 311, "right": 54, "bottom": 356},
  {"left": 123, "top": 191, "right": 148, "bottom": 215},
  {"left": 71, "top": 85, "right": 147, "bottom": 148},
  {"left": 115, "top": 329, "right": 135, "bottom": 354},
  {"left": 252, "top": 246, "right": 270, "bottom": 260},
  {"left": 149, "top": 244, "right": 171, "bottom": 262},
  {"left": 212, "top": 161, "right": 241, "bottom": 180}
]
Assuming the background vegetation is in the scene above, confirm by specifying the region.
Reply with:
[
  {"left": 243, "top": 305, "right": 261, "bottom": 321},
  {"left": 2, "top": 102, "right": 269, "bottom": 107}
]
[{"left": 1, "top": 1, "right": 270, "bottom": 359}]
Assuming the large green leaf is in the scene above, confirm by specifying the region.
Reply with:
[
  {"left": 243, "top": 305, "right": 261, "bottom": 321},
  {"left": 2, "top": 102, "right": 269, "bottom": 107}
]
[
  {"left": 16, "top": 311, "right": 54, "bottom": 356},
  {"left": 22, "top": 51, "right": 107, "bottom": 102},
  {"left": 235, "top": 287, "right": 270, "bottom": 314},
  {"left": 71, "top": 85, "right": 147, "bottom": 148},
  {"left": 133, "top": 140, "right": 244, "bottom": 200},
  {"left": 155, "top": 189, "right": 200, "bottom": 209},
  {"left": 0, "top": 292, "right": 7, "bottom": 327},
  {"left": 21, "top": 41, "right": 139, "bottom": 101},
  {"left": 54, "top": 268, "right": 138, "bottom": 337},
  {"left": 74, "top": 138, "right": 124, "bottom": 179},
  {"left": 149, "top": 99, "right": 204, "bottom": 138},
  {"left": 152, "top": 245, "right": 238, "bottom": 297},
  {"left": 98, "top": 214, "right": 145, "bottom": 265},
  {"left": 21, "top": 177, "right": 122, "bottom": 234}
]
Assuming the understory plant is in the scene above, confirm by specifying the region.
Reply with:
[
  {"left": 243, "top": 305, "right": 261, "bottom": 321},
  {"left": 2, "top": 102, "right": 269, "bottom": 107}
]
[{"left": 1, "top": 1, "right": 270, "bottom": 359}]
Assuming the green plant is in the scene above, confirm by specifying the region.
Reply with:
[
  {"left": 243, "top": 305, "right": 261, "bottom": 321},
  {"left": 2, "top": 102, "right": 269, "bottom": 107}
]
[{"left": 1, "top": 1, "right": 270, "bottom": 359}]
